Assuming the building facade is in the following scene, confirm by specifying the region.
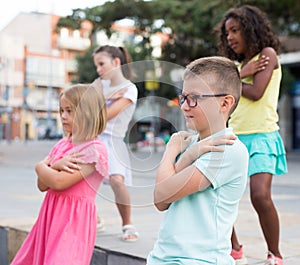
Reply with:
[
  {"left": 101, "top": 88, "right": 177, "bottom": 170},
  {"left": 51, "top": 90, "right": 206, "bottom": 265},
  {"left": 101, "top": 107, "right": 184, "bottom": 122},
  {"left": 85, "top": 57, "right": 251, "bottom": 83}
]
[
  {"left": 0, "top": 12, "right": 92, "bottom": 141},
  {"left": 0, "top": 12, "right": 299, "bottom": 151}
]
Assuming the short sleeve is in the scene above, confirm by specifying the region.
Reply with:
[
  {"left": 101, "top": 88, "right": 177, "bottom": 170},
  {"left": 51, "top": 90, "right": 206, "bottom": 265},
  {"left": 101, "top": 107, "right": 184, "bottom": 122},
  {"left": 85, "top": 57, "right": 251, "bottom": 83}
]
[
  {"left": 123, "top": 83, "right": 138, "bottom": 104},
  {"left": 74, "top": 140, "right": 109, "bottom": 179},
  {"left": 193, "top": 142, "right": 248, "bottom": 190},
  {"left": 193, "top": 151, "right": 229, "bottom": 189}
]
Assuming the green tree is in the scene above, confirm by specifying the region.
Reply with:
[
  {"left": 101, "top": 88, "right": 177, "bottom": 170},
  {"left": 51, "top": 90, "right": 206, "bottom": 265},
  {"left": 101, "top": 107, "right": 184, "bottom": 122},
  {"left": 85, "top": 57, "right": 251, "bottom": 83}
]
[
  {"left": 74, "top": 46, "right": 98, "bottom": 84},
  {"left": 59, "top": 0, "right": 300, "bottom": 63},
  {"left": 58, "top": 0, "right": 300, "bottom": 95}
]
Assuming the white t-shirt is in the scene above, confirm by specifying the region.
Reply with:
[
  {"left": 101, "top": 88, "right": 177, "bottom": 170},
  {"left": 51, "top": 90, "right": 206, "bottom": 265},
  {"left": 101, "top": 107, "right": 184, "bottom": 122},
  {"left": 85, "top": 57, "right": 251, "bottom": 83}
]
[{"left": 101, "top": 79, "right": 138, "bottom": 138}]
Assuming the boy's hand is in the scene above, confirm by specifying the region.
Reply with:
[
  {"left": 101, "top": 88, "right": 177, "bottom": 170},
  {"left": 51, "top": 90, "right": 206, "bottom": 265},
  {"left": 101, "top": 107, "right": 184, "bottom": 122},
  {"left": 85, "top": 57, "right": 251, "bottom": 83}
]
[
  {"left": 174, "top": 134, "right": 237, "bottom": 173},
  {"left": 194, "top": 134, "right": 237, "bottom": 155},
  {"left": 51, "top": 153, "right": 84, "bottom": 173},
  {"left": 166, "top": 131, "right": 193, "bottom": 154}
]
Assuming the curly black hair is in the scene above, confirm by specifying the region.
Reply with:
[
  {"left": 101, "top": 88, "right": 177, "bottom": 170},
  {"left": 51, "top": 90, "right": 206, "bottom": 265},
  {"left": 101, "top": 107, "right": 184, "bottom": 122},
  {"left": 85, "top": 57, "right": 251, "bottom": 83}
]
[{"left": 216, "top": 5, "right": 280, "bottom": 62}]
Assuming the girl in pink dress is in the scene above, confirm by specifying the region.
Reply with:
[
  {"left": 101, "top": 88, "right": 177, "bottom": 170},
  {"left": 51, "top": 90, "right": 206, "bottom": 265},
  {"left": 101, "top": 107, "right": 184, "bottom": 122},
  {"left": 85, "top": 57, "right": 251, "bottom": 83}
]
[{"left": 11, "top": 84, "right": 108, "bottom": 265}]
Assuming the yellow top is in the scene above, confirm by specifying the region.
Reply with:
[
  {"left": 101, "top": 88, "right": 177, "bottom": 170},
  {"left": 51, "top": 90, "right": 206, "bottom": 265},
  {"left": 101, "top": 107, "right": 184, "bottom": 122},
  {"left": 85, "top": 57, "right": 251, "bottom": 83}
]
[{"left": 229, "top": 54, "right": 281, "bottom": 134}]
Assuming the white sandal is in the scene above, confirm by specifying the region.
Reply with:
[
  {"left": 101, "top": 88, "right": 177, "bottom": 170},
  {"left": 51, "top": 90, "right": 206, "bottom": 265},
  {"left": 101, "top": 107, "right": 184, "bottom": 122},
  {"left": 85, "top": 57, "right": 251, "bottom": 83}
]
[{"left": 122, "top": 224, "right": 139, "bottom": 242}]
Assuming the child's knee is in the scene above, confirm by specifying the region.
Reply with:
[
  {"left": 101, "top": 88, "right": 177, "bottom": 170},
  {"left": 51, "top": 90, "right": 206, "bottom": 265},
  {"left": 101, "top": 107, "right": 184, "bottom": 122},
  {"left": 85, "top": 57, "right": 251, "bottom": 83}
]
[{"left": 109, "top": 175, "right": 125, "bottom": 189}]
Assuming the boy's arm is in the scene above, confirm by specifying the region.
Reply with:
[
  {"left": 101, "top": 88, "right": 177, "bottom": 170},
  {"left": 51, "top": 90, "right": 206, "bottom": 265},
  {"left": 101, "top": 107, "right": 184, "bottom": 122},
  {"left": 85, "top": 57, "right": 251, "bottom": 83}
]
[
  {"left": 175, "top": 135, "right": 236, "bottom": 172},
  {"left": 154, "top": 151, "right": 211, "bottom": 211},
  {"left": 154, "top": 132, "right": 191, "bottom": 210},
  {"left": 155, "top": 134, "right": 237, "bottom": 211}
]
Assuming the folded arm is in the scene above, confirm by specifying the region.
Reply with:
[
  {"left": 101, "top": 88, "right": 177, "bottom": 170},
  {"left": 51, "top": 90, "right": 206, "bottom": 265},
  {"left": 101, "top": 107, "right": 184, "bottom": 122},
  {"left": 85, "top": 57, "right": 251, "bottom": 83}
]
[
  {"left": 154, "top": 133, "right": 236, "bottom": 211},
  {"left": 154, "top": 150, "right": 211, "bottom": 211},
  {"left": 175, "top": 134, "right": 236, "bottom": 172},
  {"left": 241, "top": 47, "right": 278, "bottom": 101},
  {"left": 36, "top": 157, "right": 94, "bottom": 191}
]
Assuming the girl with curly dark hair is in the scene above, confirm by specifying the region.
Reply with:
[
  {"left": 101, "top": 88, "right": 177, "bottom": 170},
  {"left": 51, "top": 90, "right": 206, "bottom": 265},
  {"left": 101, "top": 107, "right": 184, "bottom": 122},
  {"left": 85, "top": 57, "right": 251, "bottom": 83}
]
[{"left": 216, "top": 5, "right": 287, "bottom": 265}]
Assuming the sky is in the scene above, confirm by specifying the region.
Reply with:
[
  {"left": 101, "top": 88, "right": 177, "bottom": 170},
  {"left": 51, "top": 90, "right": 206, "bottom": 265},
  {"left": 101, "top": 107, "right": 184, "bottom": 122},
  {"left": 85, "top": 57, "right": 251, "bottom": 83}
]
[{"left": 0, "top": 0, "right": 111, "bottom": 31}]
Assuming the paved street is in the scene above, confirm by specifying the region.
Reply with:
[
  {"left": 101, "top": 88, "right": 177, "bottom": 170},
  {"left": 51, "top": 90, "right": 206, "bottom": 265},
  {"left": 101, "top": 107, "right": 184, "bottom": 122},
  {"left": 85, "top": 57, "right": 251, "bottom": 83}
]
[{"left": 0, "top": 140, "right": 300, "bottom": 264}]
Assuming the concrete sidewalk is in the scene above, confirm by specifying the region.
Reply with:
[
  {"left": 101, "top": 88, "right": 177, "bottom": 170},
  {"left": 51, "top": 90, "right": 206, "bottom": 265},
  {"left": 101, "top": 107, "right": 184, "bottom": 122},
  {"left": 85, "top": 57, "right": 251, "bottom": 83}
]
[
  {"left": 95, "top": 149, "right": 300, "bottom": 264},
  {"left": 0, "top": 140, "right": 299, "bottom": 264}
]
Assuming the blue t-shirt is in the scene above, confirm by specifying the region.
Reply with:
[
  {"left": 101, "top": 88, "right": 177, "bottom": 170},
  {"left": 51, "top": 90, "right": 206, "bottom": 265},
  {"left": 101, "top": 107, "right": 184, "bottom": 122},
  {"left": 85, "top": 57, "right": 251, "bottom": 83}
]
[{"left": 147, "top": 128, "right": 248, "bottom": 265}]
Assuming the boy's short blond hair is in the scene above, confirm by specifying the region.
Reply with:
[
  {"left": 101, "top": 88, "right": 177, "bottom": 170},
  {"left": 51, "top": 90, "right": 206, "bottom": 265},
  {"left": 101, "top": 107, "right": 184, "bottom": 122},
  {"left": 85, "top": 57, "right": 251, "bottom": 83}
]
[
  {"left": 184, "top": 56, "right": 241, "bottom": 115},
  {"left": 60, "top": 84, "right": 107, "bottom": 141}
]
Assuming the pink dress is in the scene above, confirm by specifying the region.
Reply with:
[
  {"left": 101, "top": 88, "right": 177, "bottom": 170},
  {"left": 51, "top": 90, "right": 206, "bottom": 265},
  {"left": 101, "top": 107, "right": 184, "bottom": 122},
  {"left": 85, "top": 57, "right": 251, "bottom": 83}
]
[{"left": 11, "top": 138, "right": 108, "bottom": 265}]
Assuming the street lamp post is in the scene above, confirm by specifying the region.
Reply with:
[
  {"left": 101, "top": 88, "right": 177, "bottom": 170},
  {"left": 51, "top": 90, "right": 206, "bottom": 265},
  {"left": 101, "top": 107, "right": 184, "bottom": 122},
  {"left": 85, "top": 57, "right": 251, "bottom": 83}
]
[
  {"left": 22, "top": 83, "right": 30, "bottom": 141},
  {"left": 3, "top": 85, "right": 12, "bottom": 143},
  {"left": 0, "top": 58, "right": 12, "bottom": 143},
  {"left": 145, "top": 68, "right": 159, "bottom": 152},
  {"left": 46, "top": 84, "right": 53, "bottom": 139},
  {"left": 5, "top": 105, "right": 12, "bottom": 143},
  {"left": 45, "top": 53, "right": 55, "bottom": 140}
]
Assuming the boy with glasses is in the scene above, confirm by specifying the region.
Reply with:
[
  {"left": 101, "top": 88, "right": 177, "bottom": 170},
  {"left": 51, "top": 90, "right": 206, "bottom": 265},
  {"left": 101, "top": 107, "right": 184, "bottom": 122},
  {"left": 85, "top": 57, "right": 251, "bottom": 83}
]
[{"left": 147, "top": 56, "right": 248, "bottom": 265}]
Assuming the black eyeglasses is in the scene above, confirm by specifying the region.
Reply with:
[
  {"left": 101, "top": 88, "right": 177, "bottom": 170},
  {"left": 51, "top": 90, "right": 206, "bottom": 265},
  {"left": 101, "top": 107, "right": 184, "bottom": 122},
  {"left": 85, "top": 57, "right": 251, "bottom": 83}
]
[{"left": 178, "top": 93, "right": 228, "bottom": 108}]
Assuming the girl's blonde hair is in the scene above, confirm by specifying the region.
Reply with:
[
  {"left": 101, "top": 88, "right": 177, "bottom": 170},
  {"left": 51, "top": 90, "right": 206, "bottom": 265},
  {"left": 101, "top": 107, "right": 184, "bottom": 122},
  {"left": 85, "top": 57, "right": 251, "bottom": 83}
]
[{"left": 60, "top": 84, "right": 107, "bottom": 141}]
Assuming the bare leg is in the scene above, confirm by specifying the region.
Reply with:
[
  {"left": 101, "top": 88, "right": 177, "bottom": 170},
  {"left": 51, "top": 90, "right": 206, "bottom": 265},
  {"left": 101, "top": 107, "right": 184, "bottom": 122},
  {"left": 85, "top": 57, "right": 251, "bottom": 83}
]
[
  {"left": 250, "top": 173, "right": 282, "bottom": 258},
  {"left": 231, "top": 227, "right": 242, "bottom": 251},
  {"left": 109, "top": 174, "right": 132, "bottom": 225},
  {"left": 109, "top": 174, "right": 138, "bottom": 241},
  {"left": 230, "top": 226, "right": 247, "bottom": 263}
]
